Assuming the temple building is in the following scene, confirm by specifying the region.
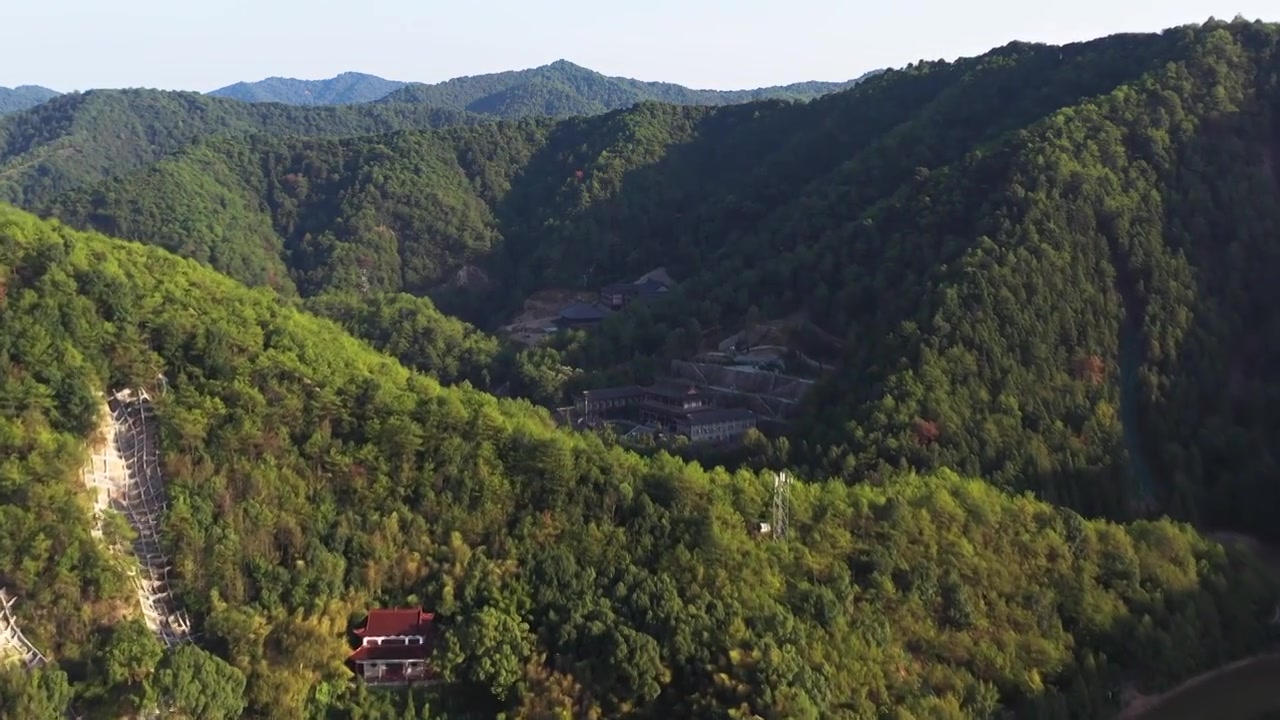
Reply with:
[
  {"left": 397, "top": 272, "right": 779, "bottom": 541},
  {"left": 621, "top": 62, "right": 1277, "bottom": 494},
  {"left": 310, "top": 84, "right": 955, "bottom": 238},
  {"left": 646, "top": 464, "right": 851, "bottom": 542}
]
[
  {"left": 554, "top": 300, "right": 610, "bottom": 329},
  {"left": 347, "top": 607, "right": 439, "bottom": 685},
  {"left": 598, "top": 277, "right": 670, "bottom": 310},
  {"left": 575, "top": 381, "right": 757, "bottom": 444}
]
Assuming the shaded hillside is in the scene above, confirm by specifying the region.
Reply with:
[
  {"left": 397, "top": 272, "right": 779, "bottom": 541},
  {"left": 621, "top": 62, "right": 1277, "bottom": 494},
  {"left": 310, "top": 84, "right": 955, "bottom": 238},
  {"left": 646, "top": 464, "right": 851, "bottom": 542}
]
[
  {"left": 46, "top": 121, "right": 555, "bottom": 296},
  {"left": 46, "top": 29, "right": 1201, "bottom": 304},
  {"left": 208, "top": 71, "right": 407, "bottom": 105},
  {"left": 0, "top": 85, "right": 59, "bottom": 115},
  {"left": 42, "top": 20, "right": 1280, "bottom": 542},
  {"left": 303, "top": 291, "right": 504, "bottom": 388},
  {"left": 378, "top": 59, "right": 875, "bottom": 117},
  {"left": 0, "top": 89, "right": 483, "bottom": 206},
  {"left": 2, "top": 203, "right": 1278, "bottom": 718}
]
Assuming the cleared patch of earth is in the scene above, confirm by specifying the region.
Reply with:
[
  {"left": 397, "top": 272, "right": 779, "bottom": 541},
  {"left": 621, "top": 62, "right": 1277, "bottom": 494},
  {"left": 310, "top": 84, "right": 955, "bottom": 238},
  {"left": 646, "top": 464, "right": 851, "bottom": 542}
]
[{"left": 501, "top": 288, "right": 595, "bottom": 346}]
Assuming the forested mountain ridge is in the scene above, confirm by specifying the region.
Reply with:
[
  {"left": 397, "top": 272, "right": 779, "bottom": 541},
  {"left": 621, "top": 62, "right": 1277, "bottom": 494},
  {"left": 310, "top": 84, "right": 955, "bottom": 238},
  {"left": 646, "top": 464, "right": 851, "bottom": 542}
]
[
  {"left": 2, "top": 202, "right": 1279, "bottom": 718},
  {"left": 376, "top": 59, "right": 877, "bottom": 118},
  {"left": 208, "top": 71, "right": 408, "bottom": 105},
  {"left": 0, "top": 85, "right": 59, "bottom": 115},
  {"left": 0, "top": 89, "right": 484, "bottom": 207},
  {"left": 44, "top": 120, "right": 557, "bottom": 297},
  {"left": 0, "top": 58, "right": 870, "bottom": 207},
  {"left": 42, "top": 21, "right": 1280, "bottom": 545},
  {"left": 43, "top": 27, "right": 1209, "bottom": 305}
]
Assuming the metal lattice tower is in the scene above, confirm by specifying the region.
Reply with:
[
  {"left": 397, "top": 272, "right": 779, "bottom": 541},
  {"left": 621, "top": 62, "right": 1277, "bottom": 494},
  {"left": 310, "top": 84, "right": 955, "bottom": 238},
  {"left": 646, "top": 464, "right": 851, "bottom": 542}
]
[{"left": 771, "top": 471, "right": 791, "bottom": 540}]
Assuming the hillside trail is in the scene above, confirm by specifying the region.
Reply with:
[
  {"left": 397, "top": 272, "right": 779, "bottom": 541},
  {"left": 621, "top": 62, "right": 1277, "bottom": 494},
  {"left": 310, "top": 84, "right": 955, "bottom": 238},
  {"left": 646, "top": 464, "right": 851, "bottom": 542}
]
[
  {"left": 0, "top": 588, "right": 47, "bottom": 669},
  {"left": 81, "top": 388, "right": 191, "bottom": 648},
  {"left": 1117, "top": 531, "right": 1280, "bottom": 720},
  {"left": 1116, "top": 312, "right": 1156, "bottom": 504}
]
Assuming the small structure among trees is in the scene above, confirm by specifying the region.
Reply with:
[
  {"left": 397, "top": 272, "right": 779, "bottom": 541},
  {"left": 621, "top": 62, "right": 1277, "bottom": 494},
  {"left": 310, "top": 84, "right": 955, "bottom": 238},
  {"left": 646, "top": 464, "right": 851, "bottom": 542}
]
[
  {"left": 553, "top": 300, "right": 610, "bottom": 329},
  {"left": 347, "top": 608, "right": 439, "bottom": 686},
  {"left": 574, "top": 381, "right": 757, "bottom": 444}
]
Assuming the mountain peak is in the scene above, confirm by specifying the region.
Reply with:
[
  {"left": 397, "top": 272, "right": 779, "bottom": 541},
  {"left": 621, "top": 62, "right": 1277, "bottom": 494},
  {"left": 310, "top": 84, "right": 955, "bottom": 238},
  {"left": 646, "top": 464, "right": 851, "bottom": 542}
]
[
  {"left": 374, "top": 59, "right": 868, "bottom": 117},
  {"left": 0, "top": 84, "right": 61, "bottom": 115},
  {"left": 209, "top": 72, "right": 406, "bottom": 105}
]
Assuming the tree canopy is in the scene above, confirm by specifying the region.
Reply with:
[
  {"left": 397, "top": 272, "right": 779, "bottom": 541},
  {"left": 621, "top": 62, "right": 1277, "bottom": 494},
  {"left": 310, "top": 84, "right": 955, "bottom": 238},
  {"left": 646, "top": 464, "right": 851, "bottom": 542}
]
[
  {"left": 209, "top": 72, "right": 408, "bottom": 106},
  {"left": 1, "top": 200, "right": 1278, "bottom": 717},
  {"left": 41, "top": 19, "right": 1280, "bottom": 543},
  {"left": 4, "top": 17, "right": 1280, "bottom": 719},
  {"left": 0, "top": 85, "right": 59, "bottom": 116},
  {"left": 377, "top": 59, "right": 876, "bottom": 119},
  {"left": 0, "top": 89, "right": 484, "bottom": 207}
]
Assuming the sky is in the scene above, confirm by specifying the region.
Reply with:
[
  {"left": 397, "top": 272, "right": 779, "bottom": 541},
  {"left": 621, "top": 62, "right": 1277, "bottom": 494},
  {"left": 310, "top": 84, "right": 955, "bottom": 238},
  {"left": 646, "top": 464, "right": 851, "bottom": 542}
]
[{"left": 3, "top": 0, "right": 1277, "bottom": 92}]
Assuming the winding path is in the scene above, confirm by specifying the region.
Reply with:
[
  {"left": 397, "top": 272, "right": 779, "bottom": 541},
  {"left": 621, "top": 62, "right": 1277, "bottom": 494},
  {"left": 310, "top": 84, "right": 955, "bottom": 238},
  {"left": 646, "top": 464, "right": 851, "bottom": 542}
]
[
  {"left": 0, "top": 588, "right": 46, "bottom": 668},
  {"left": 1119, "top": 532, "right": 1280, "bottom": 719},
  {"left": 81, "top": 388, "right": 191, "bottom": 647},
  {"left": 1116, "top": 313, "right": 1156, "bottom": 503}
]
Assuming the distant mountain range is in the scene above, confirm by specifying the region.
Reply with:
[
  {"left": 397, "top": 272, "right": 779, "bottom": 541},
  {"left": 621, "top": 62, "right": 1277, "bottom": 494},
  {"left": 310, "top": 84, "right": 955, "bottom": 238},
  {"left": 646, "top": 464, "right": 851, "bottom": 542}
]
[
  {"left": 0, "top": 89, "right": 481, "bottom": 206},
  {"left": 0, "top": 61, "right": 881, "bottom": 204},
  {"left": 5, "top": 62, "right": 877, "bottom": 120},
  {"left": 208, "top": 71, "right": 408, "bottom": 105},
  {"left": 375, "top": 60, "right": 880, "bottom": 118},
  {"left": 208, "top": 61, "right": 879, "bottom": 117},
  {"left": 0, "top": 85, "right": 60, "bottom": 115}
]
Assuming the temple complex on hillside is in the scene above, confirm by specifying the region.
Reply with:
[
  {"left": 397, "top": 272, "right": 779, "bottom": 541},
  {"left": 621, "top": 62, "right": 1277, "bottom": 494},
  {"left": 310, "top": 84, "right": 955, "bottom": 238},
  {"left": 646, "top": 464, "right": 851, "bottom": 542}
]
[
  {"left": 574, "top": 380, "right": 757, "bottom": 444},
  {"left": 347, "top": 607, "right": 439, "bottom": 685}
]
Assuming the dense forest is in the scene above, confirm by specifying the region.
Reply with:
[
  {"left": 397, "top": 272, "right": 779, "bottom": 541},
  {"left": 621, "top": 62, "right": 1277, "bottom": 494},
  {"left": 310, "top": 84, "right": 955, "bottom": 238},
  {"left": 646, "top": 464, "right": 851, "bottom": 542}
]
[
  {"left": 2, "top": 204, "right": 1278, "bottom": 719},
  {"left": 44, "top": 122, "right": 553, "bottom": 297},
  {"left": 0, "top": 85, "right": 59, "bottom": 115},
  {"left": 43, "top": 19, "right": 1280, "bottom": 544},
  {"left": 0, "top": 60, "right": 877, "bottom": 210},
  {"left": 376, "top": 60, "right": 875, "bottom": 118},
  {"left": 0, "top": 90, "right": 484, "bottom": 207},
  {"left": 303, "top": 292, "right": 504, "bottom": 389},
  {"left": 209, "top": 72, "right": 409, "bottom": 106},
  {"left": 5, "top": 15, "right": 1280, "bottom": 719}
]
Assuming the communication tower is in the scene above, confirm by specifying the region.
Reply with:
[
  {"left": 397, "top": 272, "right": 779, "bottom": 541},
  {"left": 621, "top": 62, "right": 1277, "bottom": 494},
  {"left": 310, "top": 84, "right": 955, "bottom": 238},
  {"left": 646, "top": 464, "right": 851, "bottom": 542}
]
[{"left": 771, "top": 471, "right": 791, "bottom": 540}]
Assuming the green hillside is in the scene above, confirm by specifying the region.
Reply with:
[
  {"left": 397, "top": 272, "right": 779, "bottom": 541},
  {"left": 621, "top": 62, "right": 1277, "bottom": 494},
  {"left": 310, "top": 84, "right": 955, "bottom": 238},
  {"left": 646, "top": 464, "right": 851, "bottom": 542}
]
[
  {"left": 377, "top": 59, "right": 874, "bottom": 118},
  {"left": 208, "top": 72, "right": 408, "bottom": 105},
  {"left": 0, "top": 85, "right": 59, "bottom": 115},
  {"left": 43, "top": 20, "right": 1280, "bottom": 542},
  {"left": 0, "top": 89, "right": 483, "bottom": 207},
  {"left": 44, "top": 121, "right": 554, "bottom": 299},
  {"left": 0, "top": 59, "right": 871, "bottom": 210},
  {"left": 303, "top": 291, "right": 505, "bottom": 389},
  {"left": 2, "top": 202, "right": 1278, "bottom": 718}
]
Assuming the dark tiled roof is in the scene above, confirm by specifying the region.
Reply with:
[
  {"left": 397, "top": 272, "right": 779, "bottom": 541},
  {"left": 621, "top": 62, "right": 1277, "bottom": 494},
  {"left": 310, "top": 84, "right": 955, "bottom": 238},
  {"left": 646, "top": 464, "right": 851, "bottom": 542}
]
[
  {"left": 684, "top": 408, "right": 756, "bottom": 426},
  {"left": 601, "top": 278, "right": 669, "bottom": 296},
  {"left": 558, "top": 301, "right": 608, "bottom": 321},
  {"left": 635, "top": 267, "right": 676, "bottom": 286},
  {"left": 583, "top": 385, "right": 643, "bottom": 401},
  {"left": 633, "top": 278, "right": 670, "bottom": 293},
  {"left": 644, "top": 381, "right": 702, "bottom": 399}
]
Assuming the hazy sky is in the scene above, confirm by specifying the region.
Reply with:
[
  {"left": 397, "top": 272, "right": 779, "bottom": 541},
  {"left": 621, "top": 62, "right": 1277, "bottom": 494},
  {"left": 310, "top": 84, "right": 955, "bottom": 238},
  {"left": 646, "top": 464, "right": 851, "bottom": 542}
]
[{"left": 3, "top": 0, "right": 1276, "bottom": 92}]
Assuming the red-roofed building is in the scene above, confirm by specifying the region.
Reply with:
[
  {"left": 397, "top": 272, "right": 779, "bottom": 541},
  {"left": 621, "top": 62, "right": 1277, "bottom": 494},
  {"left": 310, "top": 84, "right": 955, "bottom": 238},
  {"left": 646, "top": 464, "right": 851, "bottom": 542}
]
[{"left": 347, "top": 608, "right": 439, "bottom": 685}]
